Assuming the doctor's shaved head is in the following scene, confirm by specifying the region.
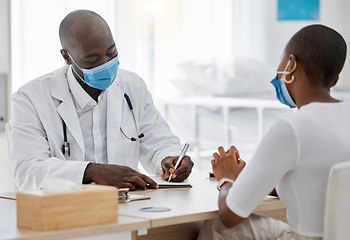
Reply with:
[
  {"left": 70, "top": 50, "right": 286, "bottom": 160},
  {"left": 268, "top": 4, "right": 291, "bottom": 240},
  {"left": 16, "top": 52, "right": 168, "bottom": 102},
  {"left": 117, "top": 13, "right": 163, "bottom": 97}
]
[
  {"left": 285, "top": 24, "right": 347, "bottom": 88},
  {"left": 59, "top": 10, "right": 112, "bottom": 52}
]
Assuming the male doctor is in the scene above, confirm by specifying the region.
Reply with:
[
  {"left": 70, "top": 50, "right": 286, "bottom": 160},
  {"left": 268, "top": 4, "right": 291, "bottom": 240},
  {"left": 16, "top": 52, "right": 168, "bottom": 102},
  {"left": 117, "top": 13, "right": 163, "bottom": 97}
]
[{"left": 9, "top": 10, "right": 193, "bottom": 191}]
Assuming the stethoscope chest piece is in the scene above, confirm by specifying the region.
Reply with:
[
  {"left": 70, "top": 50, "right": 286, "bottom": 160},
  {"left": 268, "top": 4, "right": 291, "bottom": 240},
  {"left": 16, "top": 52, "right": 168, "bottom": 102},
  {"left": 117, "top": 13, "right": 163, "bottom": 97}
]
[
  {"left": 62, "top": 141, "right": 70, "bottom": 156},
  {"left": 62, "top": 120, "right": 70, "bottom": 156}
]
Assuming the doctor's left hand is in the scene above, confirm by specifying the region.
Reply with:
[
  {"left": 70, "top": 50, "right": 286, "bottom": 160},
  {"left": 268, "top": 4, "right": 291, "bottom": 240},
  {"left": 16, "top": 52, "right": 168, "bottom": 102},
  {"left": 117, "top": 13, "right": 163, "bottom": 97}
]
[{"left": 161, "top": 155, "right": 194, "bottom": 182}]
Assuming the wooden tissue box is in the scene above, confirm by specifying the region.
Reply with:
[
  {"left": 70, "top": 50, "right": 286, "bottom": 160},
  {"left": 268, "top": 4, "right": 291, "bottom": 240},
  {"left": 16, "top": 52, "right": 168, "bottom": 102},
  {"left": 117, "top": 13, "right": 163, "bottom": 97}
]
[{"left": 17, "top": 185, "right": 119, "bottom": 231}]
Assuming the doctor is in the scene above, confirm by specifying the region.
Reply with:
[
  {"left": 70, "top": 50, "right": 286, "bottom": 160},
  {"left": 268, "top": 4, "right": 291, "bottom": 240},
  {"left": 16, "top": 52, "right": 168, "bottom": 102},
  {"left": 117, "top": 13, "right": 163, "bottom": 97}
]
[{"left": 9, "top": 10, "right": 193, "bottom": 191}]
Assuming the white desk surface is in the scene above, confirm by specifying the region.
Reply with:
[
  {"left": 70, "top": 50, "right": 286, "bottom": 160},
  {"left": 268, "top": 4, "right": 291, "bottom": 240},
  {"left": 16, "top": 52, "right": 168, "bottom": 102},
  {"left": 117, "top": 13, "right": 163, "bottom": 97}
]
[
  {"left": 119, "top": 171, "right": 219, "bottom": 228},
  {"left": 119, "top": 171, "right": 286, "bottom": 228}
]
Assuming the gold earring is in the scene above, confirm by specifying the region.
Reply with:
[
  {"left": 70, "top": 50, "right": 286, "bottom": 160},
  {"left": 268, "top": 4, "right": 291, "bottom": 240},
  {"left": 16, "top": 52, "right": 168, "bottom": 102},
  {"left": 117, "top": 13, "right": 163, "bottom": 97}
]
[{"left": 284, "top": 75, "right": 294, "bottom": 84}]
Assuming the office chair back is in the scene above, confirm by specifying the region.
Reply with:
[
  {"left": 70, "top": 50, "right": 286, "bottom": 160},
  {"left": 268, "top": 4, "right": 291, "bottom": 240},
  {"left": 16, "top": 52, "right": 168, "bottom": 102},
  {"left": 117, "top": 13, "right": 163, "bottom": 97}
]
[{"left": 323, "top": 161, "right": 350, "bottom": 240}]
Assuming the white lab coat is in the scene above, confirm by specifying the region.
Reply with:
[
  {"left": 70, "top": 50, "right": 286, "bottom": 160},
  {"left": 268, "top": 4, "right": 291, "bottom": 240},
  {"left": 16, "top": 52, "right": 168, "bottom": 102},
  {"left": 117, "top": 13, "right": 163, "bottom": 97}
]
[{"left": 9, "top": 65, "right": 182, "bottom": 190}]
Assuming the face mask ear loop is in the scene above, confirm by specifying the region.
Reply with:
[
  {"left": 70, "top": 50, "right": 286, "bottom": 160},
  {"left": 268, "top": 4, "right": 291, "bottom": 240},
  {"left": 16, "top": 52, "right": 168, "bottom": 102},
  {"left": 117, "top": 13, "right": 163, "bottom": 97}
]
[
  {"left": 67, "top": 52, "right": 81, "bottom": 68},
  {"left": 71, "top": 64, "right": 86, "bottom": 83},
  {"left": 284, "top": 61, "right": 297, "bottom": 84},
  {"left": 67, "top": 52, "right": 86, "bottom": 83}
]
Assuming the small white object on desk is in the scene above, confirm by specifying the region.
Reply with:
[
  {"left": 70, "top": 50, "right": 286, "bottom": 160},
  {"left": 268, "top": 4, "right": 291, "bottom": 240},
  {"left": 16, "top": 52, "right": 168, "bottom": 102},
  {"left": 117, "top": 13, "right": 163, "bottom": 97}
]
[{"left": 42, "top": 176, "right": 81, "bottom": 193}]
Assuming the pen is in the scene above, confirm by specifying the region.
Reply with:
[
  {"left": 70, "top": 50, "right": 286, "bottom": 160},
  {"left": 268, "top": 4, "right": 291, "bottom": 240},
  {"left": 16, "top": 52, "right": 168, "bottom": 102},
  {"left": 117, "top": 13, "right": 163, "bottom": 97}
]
[{"left": 168, "top": 143, "right": 190, "bottom": 182}]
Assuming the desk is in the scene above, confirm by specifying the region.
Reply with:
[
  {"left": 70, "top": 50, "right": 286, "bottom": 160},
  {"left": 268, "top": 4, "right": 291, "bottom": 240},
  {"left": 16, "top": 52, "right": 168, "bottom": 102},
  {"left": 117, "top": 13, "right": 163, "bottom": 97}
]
[
  {"left": 0, "top": 171, "right": 286, "bottom": 240},
  {"left": 119, "top": 171, "right": 286, "bottom": 240}
]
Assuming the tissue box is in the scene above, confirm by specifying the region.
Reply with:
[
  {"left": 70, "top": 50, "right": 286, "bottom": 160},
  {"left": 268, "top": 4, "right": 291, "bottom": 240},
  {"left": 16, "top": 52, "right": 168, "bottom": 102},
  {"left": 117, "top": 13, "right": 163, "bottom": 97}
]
[{"left": 17, "top": 185, "right": 119, "bottom": 231}]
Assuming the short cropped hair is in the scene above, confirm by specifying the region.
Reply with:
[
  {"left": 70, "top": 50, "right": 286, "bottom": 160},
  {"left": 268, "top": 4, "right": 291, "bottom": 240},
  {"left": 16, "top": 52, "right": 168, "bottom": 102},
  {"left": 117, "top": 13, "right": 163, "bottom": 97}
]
[
  {"left": 285, "top": 24, "right": 347, "bottom": 87},
  {"left": 59, "top": 10, "right": 106, "bottom": 50}
]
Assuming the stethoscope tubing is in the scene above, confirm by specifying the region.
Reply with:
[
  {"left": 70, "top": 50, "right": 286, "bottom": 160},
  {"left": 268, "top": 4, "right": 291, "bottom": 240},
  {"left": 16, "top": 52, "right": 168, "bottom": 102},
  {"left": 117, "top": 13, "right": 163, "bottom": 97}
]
[{"left": 61, "top": 93, "right": 144, "bottom": 156}]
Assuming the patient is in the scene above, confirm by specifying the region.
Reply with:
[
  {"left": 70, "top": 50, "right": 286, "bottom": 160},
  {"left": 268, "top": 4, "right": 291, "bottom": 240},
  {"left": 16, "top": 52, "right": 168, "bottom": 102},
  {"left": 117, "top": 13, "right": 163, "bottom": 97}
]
[{"left": 198, "top": 24, "right": 348, "bottom": 240}]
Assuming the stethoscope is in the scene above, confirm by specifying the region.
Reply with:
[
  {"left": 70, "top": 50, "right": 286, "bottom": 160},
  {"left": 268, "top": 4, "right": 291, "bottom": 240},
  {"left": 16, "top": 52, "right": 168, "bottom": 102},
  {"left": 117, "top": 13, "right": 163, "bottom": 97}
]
[{"left": 61, "top": 93, "right": 145, "bottom": 156}]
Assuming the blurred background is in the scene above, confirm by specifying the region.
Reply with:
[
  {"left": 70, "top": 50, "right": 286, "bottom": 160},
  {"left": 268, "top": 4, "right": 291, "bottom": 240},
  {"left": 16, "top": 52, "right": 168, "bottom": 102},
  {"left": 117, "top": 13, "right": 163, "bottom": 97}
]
[{"left": 1, "top": 0, "right": 350, "bottom": 191}]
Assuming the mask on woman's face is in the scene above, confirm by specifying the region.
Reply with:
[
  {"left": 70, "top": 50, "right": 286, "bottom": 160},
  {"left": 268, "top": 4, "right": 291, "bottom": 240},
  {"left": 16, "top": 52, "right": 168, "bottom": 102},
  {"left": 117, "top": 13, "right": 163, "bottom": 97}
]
[
  {"left": 270, "top": 60, "right": 297, "bottom": 108},
  {"left": 68, "top": 53, "right": 120, "bottom": 90}
]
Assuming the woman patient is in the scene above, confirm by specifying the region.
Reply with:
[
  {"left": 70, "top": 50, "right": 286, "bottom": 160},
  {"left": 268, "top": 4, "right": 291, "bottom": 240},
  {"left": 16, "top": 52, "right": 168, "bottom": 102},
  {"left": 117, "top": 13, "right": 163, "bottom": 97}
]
[{"left": 198, "top": 24, "right": 348, "bottom": 240}]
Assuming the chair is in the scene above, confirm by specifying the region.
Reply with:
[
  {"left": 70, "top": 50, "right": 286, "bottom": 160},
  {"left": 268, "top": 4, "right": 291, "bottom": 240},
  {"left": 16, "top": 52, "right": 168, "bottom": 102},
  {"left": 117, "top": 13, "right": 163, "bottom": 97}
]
[{"left": 323, "top": 161, "right": 350, "bottom": 240}]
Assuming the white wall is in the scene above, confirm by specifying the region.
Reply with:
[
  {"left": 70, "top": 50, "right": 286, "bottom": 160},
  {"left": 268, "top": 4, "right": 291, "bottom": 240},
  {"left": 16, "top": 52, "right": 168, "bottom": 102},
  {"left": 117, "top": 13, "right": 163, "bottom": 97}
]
[
  {"left": 0, "top": 0, "right": 12, "bottom": 193},
  {"left": 263, "top": 0, "right": 350, "bottom": 90}
]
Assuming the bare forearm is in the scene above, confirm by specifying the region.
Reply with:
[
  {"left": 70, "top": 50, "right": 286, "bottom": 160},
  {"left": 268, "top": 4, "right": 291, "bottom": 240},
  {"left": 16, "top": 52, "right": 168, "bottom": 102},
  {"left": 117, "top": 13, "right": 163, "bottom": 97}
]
[{"left": 218, "top": 182, "right": 245, "bottom": 228}]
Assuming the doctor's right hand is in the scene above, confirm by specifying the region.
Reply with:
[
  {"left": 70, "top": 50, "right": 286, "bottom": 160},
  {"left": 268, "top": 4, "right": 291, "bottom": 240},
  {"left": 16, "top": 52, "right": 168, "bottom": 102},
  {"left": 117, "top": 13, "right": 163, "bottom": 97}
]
[
  {"left": 161, "top": 155, "right": 193, "bottom": 182},
  {"left": 82, "top": 163, "right": 159, "bottom": 191}
]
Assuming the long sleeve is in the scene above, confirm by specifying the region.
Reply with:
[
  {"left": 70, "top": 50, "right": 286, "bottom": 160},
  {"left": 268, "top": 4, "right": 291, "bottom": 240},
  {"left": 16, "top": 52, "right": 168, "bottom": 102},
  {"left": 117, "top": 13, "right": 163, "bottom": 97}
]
[
  {"left": 225, "top": 118, "right": 299, "bottom": 218},
  {"left": 10, "top": 85, "right": 89, "bottom": 190}
]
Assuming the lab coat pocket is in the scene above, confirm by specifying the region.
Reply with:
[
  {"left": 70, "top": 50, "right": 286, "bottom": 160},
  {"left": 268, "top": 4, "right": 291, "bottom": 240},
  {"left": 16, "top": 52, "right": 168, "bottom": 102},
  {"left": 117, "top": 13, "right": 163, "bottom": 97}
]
[{"left": 120, "top": 124, "right": 140, "bottom": 170}]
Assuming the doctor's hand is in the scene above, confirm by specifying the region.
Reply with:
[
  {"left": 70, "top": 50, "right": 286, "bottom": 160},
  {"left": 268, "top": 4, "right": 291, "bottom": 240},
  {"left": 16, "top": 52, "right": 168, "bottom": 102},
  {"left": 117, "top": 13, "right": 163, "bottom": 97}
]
[
  {"left": 161, "top": 155, "right": 194, "bottom": 182},
  {"left": 211, "top": 146, "right": 246, "bottom": 182},
  {"left": 83, "top": 163, "right": 159, "bottom": 191}
]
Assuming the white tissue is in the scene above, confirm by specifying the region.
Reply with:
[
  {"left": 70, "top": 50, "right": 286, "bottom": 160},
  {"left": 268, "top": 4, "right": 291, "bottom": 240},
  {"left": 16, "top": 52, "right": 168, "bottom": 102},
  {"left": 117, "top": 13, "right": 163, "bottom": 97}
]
[{"left": 42, "top": 177, "right": 81, "bottom": 193}]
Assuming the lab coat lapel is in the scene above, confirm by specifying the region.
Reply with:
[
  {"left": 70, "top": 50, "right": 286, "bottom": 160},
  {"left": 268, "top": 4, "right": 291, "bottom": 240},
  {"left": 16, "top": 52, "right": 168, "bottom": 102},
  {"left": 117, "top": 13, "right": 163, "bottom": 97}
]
[
  {"left": 56, "top": 97, "right": 85, "bottom": 154},
  {"left": 106, "top": 83, "right": 125, "bottom": 164},
  {"left": 50, "top": 67, "right": 85, "bottom": 156}
]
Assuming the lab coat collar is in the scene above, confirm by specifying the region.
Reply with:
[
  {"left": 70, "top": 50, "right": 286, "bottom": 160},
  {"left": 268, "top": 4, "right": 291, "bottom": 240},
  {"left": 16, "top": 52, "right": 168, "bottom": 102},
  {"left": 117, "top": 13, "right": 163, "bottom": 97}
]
[
  {"left": 66, "top": 66, "right": 96, "bottom": 109},
  {"left": 50, "top": 65, "right": 70, "bottom": 102},
  {"left": 50, "top": 65, "right": 85, "bottom": 156},
  {"left": 66, "top": 66, "right": 109, "bottom": 108}
]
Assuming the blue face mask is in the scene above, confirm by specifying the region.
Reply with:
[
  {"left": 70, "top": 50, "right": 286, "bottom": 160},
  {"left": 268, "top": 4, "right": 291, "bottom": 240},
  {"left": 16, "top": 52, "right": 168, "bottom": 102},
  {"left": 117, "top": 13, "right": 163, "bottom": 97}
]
[
  {"left": 270, "top": 60, "right": 297, "bottom": 108},
  {"left": 68, "top": 53, "right": 120, "bottom": 90}
]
